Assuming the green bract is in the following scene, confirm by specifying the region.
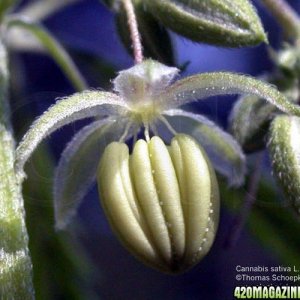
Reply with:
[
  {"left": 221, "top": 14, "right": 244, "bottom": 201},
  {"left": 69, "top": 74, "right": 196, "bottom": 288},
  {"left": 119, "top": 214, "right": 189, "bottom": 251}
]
[
  {"left": 98, "top": 134, "right": 219, "bottom": 273},
  {"left": 268, "top": 115, "right": 300, "bottom": 216},
  {"left": 143, "top": 0, "right": 267, "bottom": 47},
  {"left": 15, "top": 59, "right": 296, "bottom": 235}
]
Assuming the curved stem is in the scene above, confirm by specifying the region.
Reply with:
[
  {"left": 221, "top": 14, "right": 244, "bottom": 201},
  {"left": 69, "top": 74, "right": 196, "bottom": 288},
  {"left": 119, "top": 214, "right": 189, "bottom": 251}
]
[
  {"left": 121, "top": 0, "right": 143, "bottom": 64},
  {"left": 224, "top": 152, "right": 264, "bottom": 249},
  {"left": 6, "top": 17, "right": 87, "bottom": 92},
  {"left": 260, "top": 0, "right": 300, "bottom": 42},
  {"left": 18, "top": 0, "right": 83, "bottom": 22}
]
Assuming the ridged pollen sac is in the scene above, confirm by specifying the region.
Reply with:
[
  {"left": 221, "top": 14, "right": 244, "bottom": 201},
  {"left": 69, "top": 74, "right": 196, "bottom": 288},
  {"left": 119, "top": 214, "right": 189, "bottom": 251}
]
[{"left": 97, "top": 134, "right": 220, "bottom": 274}]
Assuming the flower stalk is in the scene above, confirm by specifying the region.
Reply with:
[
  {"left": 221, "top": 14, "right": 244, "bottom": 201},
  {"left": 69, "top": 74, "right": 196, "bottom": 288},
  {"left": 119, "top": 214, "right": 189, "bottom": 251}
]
[
  {"left": 121, "top": 0, "right": 143, "bottom": 64},
  {"left": 0, "top": 39, "right": 34, "bottom": 299},
  {"left": 260, "top": 0, "right": 300, "bottom": 42}
]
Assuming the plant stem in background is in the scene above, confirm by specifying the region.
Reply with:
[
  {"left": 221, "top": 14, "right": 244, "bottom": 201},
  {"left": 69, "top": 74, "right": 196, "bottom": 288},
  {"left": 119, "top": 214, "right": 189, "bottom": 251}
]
[
  {"left": 0, "top": 39, "right": 34, "bottom": 299},
  {"left": 7, "top": 18, "right": 88, "bottom": 91},
  {"left": 121, "top": 0, "right": 143, "bottom": 64},
  {"left": 19, "top": 0, "right": 83, "bottom": 21},
  {"left": 224, "top": 152, "right": 264, "bottom": 249},
  {"left": 260, "top": 0, "right": 300, "bottom": 42}
]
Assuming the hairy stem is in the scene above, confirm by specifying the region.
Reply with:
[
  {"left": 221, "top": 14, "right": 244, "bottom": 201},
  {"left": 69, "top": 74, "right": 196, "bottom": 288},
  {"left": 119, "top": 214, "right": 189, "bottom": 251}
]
[
  {"left": 0, "top": 39, "right": 34, "bottom": 299},
  {"left": 224, "top": 152, "right": 264, "bottom": 249},
  {"left": 260, "top": 0, "right": 300, "bottom": 41},
  {"left": 121, "top": 0, "right": 143, "bottom": 64}
]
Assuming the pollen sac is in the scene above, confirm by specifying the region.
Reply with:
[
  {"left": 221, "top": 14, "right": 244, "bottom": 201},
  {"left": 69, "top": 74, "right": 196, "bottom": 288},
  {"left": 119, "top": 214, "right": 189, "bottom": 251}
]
[
  {"left": 97, "top": 134, "right": 220, "bottom": 274},
  {"left": 268, "top": 115, "right": 300, "bottom": 216}
]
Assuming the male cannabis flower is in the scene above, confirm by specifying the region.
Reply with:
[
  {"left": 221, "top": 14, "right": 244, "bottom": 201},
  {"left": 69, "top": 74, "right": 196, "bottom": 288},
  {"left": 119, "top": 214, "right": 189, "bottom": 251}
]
[
  {"left": 15, "top": 59, "right": 298, "bottom": 272},
  {"left": 98, "top": 134, "right": 219, "bottom": 273}
]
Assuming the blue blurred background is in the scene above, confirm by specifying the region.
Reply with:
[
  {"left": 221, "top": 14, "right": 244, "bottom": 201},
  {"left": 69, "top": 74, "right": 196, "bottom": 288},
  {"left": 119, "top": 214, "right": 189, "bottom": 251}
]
[{"left": 10, "top": 1, "right": 300, "bottom": 299}]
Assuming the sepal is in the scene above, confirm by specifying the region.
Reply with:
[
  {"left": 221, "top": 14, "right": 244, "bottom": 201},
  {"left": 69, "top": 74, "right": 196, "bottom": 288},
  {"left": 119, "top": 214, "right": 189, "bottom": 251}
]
[
  {"left": 15, "top": 91, "right": 127, "bottom": 177},
  {"left": 144, "top": 0, "right": 267, "bottom": 47},
  {"left": 161, "top": 72, "right": 300, "bottom": 117},
  {"left": 54, "top": 118, "right": 133, "bottom": 229}
]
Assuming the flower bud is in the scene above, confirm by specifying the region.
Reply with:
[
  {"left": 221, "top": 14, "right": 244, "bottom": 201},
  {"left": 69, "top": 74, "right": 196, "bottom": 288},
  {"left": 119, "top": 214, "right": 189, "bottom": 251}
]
[
  {"left": 143, "top": 0, "right": 267, "bottom": 47},
  {"left": 97, "top": 134, "right": 219, "bottom": 274},
  {"left": 268, "top": 115, "right": 300, "bottom": 216},
  {"left": 229, "top": 93, "right": 275, "bottom": 153}
]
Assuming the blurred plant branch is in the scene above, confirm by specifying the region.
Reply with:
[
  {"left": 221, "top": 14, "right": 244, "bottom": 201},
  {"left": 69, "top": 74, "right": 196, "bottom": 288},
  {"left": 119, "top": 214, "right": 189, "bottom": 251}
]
[
  {"left": 6, "top": 17, "right": 88, "bottom": 91},
  {"left": 0, "top": 36, "right": 34, "bottom": 300},
  {"left": 19, "top": 0, "right": 83, "bottom": 22},
  {"left": 5, "top": 0, "right": 83, "bottom": 53},
  {"left": 260, "top": 0, "right": 300, "bottom": 42}
]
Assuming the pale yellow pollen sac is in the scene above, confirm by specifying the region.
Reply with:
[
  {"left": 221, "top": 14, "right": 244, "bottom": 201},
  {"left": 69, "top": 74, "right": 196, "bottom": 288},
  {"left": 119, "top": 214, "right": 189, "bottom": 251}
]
[{"left": 97, "top": 134, "right": 220, "bottom": 274}]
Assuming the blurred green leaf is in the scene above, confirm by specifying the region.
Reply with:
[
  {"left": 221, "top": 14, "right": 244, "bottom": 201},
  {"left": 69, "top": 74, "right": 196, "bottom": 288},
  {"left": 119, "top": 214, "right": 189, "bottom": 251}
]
[
  {"left": 0, "top": 0, "right": 18, "bottom": 22},
  {"left": 18, "top": 0, "right": 83, "bottom": 22},
  {"left": 6, "top": 17, "right": 87, "bottom": 91},
  {"left": 144, "top": 0, "right": 267, "bottom": 47},
  {"left": 271, "top": 44, "right": 300, "bottom": 78},
  {"left": 260, "top": 0, "right": 300, "bottom": 41},
  {"left": 23, "top": 143, "right": 97, "bottom": 300}
]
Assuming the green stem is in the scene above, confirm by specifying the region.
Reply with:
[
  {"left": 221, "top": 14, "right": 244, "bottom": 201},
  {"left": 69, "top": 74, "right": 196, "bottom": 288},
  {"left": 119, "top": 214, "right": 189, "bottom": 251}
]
[
  {"left": 0, "top": 39, "right": 34, "bottom": 299},
  {"left": 260, "top": 0, "right": 300, "bottom": 42},
  {"left": 121, "top": 0, "right": 143, "bottom": 64}
]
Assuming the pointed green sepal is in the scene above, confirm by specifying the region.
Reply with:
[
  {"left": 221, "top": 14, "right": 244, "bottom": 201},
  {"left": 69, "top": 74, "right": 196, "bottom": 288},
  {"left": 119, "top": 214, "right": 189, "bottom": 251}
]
[
  {"left": 15, "top": 91, "right": 127, "bottom": 177},
  {"left": 54, "top": 118, "right": 133, "bottom": 229},
  {"left": 144, "top": 0, "right": 267, "bottom": 47}
]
